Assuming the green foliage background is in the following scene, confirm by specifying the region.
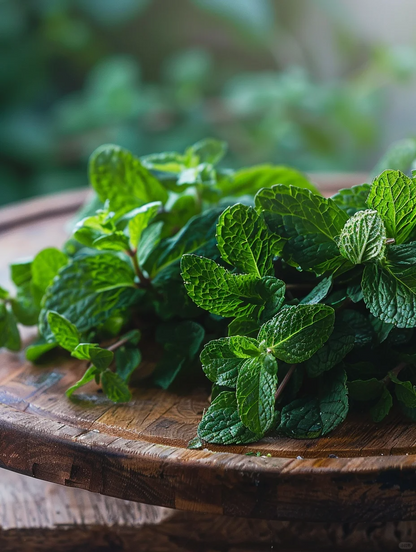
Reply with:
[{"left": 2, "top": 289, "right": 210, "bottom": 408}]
[{"left": 2, "top": 0, "right": 416, "bottom": 205}]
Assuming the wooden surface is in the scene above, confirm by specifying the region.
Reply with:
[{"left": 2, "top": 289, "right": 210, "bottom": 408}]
[
  {"left": 3, "top": 179, "right": 416, "bottom": 524},
  {"left": 3, "top": 471, "right": 416, "bottom": 552}
]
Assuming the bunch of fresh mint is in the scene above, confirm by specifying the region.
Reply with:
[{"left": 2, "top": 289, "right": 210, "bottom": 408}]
[{"left": 2, "top": 138, "right": 416, "bottom": 445}]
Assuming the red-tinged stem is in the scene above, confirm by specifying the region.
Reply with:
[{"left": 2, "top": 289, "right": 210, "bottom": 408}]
[{"left": 275, "top": 364, "right": 297, "bottom": 402}]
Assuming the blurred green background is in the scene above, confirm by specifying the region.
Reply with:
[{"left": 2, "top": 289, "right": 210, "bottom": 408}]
[{"left": 2, "top": 0, "right": 416, "bottom": 206}]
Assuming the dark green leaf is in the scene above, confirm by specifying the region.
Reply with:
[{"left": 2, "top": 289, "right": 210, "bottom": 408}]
[
  {"left": 228, "top": 317, "right": 260, "bottom": 337},
  {"left": 390, "top": 372, "right": 416, "bottom": 408},
  {"left": 26, "top": 337, "right": 57, "bottom": 362},
  {"left": 115, "top": 346, "right": 141, "bottom": 383},
  {"left": 197, "top": 391, "right": 261, "bottom": 445},
  {"left": 370, "top": 386, "right": 393, "bottom": 423},
  {"left": 279, "top": 397, "right": 322, "bottom": 439},
  {"left": 101, "top": 370, "right": 132, "bottom": 403},
  {"left": 319, "top": 367, "right": 349, "bottom": 436},
  {"left": 11, "top": 284, "right": 39, "bottom": 326},
  {"left": 300, "top": 277, "right": 332, "bottom": 305},
  {"left": 331, "top": 184, "right": 371, "bottom": 216},
  {"left": 339, "top": 310, "right": 373, "bottom": 348},
  {"left": 347, "top": 378, "right": 384, "bottom": 401}
]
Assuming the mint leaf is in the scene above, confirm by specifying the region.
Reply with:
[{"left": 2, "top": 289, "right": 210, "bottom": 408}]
[
  {"left": 255, "top": 185, "right": 349, "bottom": 274},
  {"left": 300, "top": 277, "right": 332, "bottom": 305},
  {"left": 319, "top": 367, "right": 349, "bottom": 436},
  {"left": 367, "top": 170, "right": 416, "bottom": 244},
  {"left": 339, "top": 310, "right": 373, "bottom": 348},
  {"left": 347, "top": 378, "right": 384, "bottom": 402},
  {"left": 71, "top": 343, "right": 114, "bottom": 371},
  {"left": 217, "top": 204, "right": 275, "bottom": 277},
  {"left": 10, "top": 259, "right": 32, "bottom": 287},
  {"left": 89, "top": 144, "right": 168, "bottom": 214},
  {"left": 371, "top": 386, "right": 393, "bottom": 423},
  {"left": 31, "top": 247, "right": 68, "bottom": 302},
  {"left": 305, "top": 318, "right": 355, "bottom": 378},
  {"left": 101, "top": 370, "right": 132, "bottom": 403},
  {"left": 197, "top": 391, "right": 260, "bottom": 445},
  {"left": 126, "top": 202, "right": 161, "bottom": 250},
  {"left": 0, "top": 305, "right": 21, "bottom": 352},
  {"left": 47, "top": 311, "right": 80, "bottom": 352},
  {"left": 137, "top": 221, "right": 164, "bottom": 266},
  {"left": 331, "top": 183, "right": 371, "bottom": 216},
  {"left": 201, "top": 336, "right": 261, "bottom": 387},
  {"left": 372, "top": 138, "right": 416, "bottom": 176},
  {"left": 258, "top": 304, "right": 335, "bottom": 363},
  {"left": 362, "top": 243, "right": 416, "bottom": 328},
  {"left": 26, "top": 337, "right": 57, "bottom": 362},
  {"left": 228, "top": 317, "right": 260, "bottom": 338},
  {"left": 338, "top": 210, "right": 386, "bottom": 265},
  {"left": 186, "top": 138, "right": 227, "bottom": 165},
  {"left": 0, "top": 286, "right": 9, "bottom": 300},
  {"left": 222, "top": 165, "right": 319, "bottom": 198},
  {"left": 40, "top": 252, "right": 140, "bottom": 338},
  {"left": 116, "top": 346, "right": 141, "bottom": 383},
  {"left": 181, "top": 255, "right": 285, "bottom": 319},
  {"left": 11, "top": 284, "right": 39, "bottom": 326},
  {"left": 66, "top": 366, "right": 100, "bottom": 399},
  {"left": 92, "top": 232, "right": 130, "bottom": 252},
  {"left": 236, "top": 353, "right": 278, "bottom": 434},
  {"left": 390, "top": 372, "right": 416, "bottom": 408},
  {"left": 279, "top": 397, "right": 322, "bottom": 439}
]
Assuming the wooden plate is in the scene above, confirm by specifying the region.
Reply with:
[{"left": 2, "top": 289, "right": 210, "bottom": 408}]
[{"left": 1, "top": 181, "right": 416, "bottom": 523}]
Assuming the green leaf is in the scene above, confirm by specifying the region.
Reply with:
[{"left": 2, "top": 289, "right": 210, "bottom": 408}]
[
  {"left": 371, "top": 386, "right": 393, "bottom": 423},
  {"left": 300, "top": 277, "right": 332, "bottom": 305},
  {"left": 11, "top": 284, "right": 39, "bottom": 326},
  {"left": 362, "top": 243, "right": 416, "bottom": 328},
  {"left": 228, "top": 317, "right": 260, "bottom": 338},
  {"left": 186, "top": 137, "right": 227, "bottom": 165},
  {"left": 101, "top": 370, "right": 132, "bottom": 403},
  {"left": 255, "top": 185, "right": 349, "bottom": 274},
  {"left": 40, "top": 251, "right": 140, "bottom": 338},
  {"left": 367, "top": 170, "right": 416, "bottom": 244},
  {"left": 258, "top": 304, "right": 335, "bottom": 363},
  {"left": 338, "top": 210, "right": 386, "bottom": 265},
  {"left": 200, "top": 336, "right": 260, "bottom": 387},
  {"left": 127, "top": 201, "right": 161, "bottom": 250},
  {"left": 137, "top": 221, "right": 164, "bottom": 266},
  {"left": 222, "top": 165, "right": 319, "bottom": 198},
  {"left": 217, "top": 204, "right": 275, "bottom": 277},
  {"left": 305, "top": 318, "right": 355, "bottom": 378},
  {"left": 346, "top": 283, "right": 363, "bottom": 303},
  {"left": 89, "top": 144, "right": 168, "bottom": 214},
  {"left": 319, "top": 367, "right": 349, "bottom": 436},
  {"left": 0, "top": 306, "right": 21, "bottom": 352},
  {"left": 369, "top": 315, "right": 394, "bottom": 344},
  {"left": 116, "top": 346, "right": 141, "bottom": 383},
  {"left": 26, "top": 337, "right": 57, "bottom": 362},
  {"left": 47, "top": 311, "right": 80, "bottom": 352},
  {"left": 31, "top": 248, "right": 68, "bottom": 301},
  {"left": 279, "top": 397, "right": 322, "bottom": 439},
  {"left": 71, "top": 343, "right": 114, "bottom": 371},
  {"left": 197, "top": 391, "right": 260, "bottom": 445},
  {"left": 372, "top": 138, "right": 416, "bottom": 177},
  {"left": 331, "top": 184, "right": 371, "bottom": 216},
  {"left": 339, "top": 310, "right": 373, "bottom": 348},
  {"left": 181, "top": 255, "right": 285, "bottom": 319},
  {"left": 66, "top": 366, "right": 100, "bottom": 399},
  {"left": 0, "top": 286, "right": 9, "bottom": 300},
  {"left": 390, "top": 372, "right": 416, "bottom": 408},
  {"left": 147, "top": 208, "right": 222, "bottom": 276},
  {"left": 153, "top": 320, "right": 205, "bottom": 389},
  {"left": 10, "top": 259, "right": 32, "bottom": 287},
  {"left": 92, "top": 232, "right": 130, "bottom": 252},
  {"left": 236, "top": 353, "right": 278, "bottom": 434}
]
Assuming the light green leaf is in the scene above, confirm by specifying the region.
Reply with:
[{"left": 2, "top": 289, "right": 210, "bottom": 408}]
[
  {"left": 222, "top": 164, "right": 319, "bottom": 198},
  {"left": 92, "top": 232, "right": 130, "bottom": 252},
  {"left": 137, "top": 221, "right": 164, "bottom": 266},
  {"left": 66, "top": 366, "right": 100, "bottom": 399},
  {"left": 367, "top": 170, "right": 416, "bottom": 244},
  {"left": 200, "top": 336, "right": 260, "bottom": 387},
  {"left": 300, "top": 277, "right": 332, "bottom": 305},
  {"left": 11, "top": 284, "right": 39, "bottom": 326},
  {"left": 71, "top": 343, "right": 114, "bottom": 371},
  {"left": 186, "top": 137, "right": 227, "bottom": 165},
  {"left": 331, "top": 184, "right": 371, "bottom": 216},
  {"left": 101, "top": 370, "right": 132, "bottom": 403},
  {"left": 338, "top": 210, "right": 386, "bottom": 265},
  {"left": 47, "top": 311, "right": 80, "bottom": 352},
  {"left": 32, "top": 248, "right": 68, "bottom": 300},
  {"left": 127, "top": 201, "right": 161, "bottom": 250},
  {"left": 255, "top": 185, "right": 349, "bottom": 274},
  {"left": 237, "top": 353, "right": 278, "bottom": 434},
  {"left": 362, "top": 243, "right": 416, "bottom": 328},
  {"left": 40, "top": 252, "right": 140, "bottom": 338},
  {"left": 10, "top": 259, "right": 32, "bottom": 287},
  {"left": 26, "top": 337, "right": 57, "bottom": 362},
  {"left": 181, "top": 255, "right": 285, "bottom": 319},
  {"left": 217, "top": 204, "right": 275, "bottom": 277},
  {"left": 258, "top": 304, "right": 335, "bottom": 363},
  {"left": 0, "top": 286, "right": 9, "bottom": 300},
  {"left": 89, "top": 144, "right": 168, "bottom": 214},
  {"left": 197, "top": 391, "right": 261, "bottom": 445},
  {"left": 227, "top": 317, "right": 260, "bottom": 338}
]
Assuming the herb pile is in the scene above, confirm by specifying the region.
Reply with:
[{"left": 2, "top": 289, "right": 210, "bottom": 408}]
[{"left": 2, "top": 139, "right": 416, "bottom": 446}]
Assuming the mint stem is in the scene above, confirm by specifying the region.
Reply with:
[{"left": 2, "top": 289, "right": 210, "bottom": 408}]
[
  {"left": 382, "top": 361, "right": 408, "bottom": 385},
  {"left": 275, "top": 364, "right": 297, "bottom": 402},
  {"left": 128, "top": 249, "right": 151, "bottom": 288}
]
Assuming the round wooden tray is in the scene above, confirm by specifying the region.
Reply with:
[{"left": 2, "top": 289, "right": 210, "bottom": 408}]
[{"left": 1, "top": 181, "right": 416, "bottom": 523}]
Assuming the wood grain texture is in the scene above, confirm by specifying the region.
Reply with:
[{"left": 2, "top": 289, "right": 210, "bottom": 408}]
[
  {"left": 4, "top": 177, "right": 416, "bottom": 523},
  {"left": 2, "top": 471, "right": 416, "bottom": 552}
]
